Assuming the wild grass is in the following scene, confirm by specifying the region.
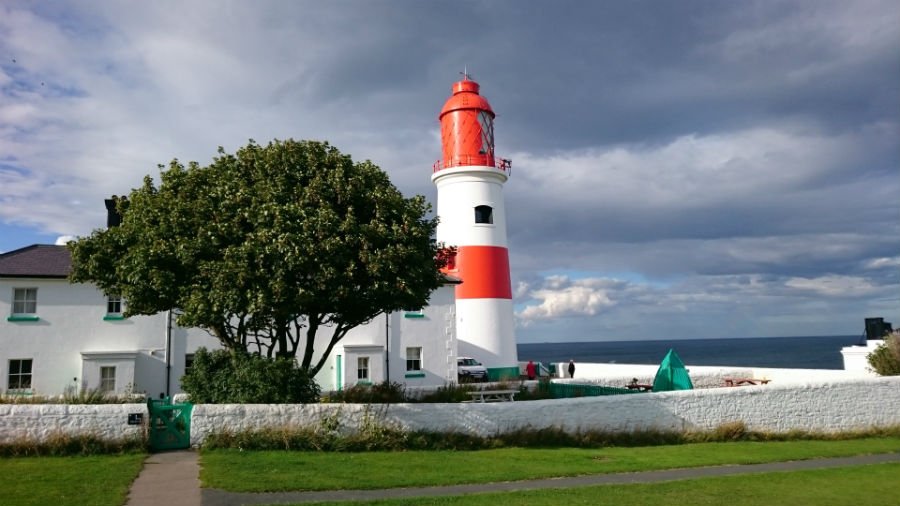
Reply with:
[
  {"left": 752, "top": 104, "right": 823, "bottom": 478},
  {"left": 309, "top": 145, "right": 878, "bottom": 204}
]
[
  {"left": 0, "top": 432, "right": 147, "bottom": 457},
  {"left": 201, "top": 419, "right": 900, "bottom": 452}
]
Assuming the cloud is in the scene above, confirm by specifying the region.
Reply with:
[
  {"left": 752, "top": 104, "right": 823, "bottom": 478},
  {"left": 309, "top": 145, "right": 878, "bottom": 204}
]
[
  {"left": 1, "top": 1, "right": 897, "bottom": 340},
  {"left": 785, "top": 275, "right": 879, "bottom": 297}
]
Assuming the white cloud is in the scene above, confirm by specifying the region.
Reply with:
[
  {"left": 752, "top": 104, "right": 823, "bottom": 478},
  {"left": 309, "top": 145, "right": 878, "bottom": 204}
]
[
  {"left": 785, "top": 275, "right": 878, "bottom": 297},
  {"left": 54, "top": 235, "right": 75, "bottom": 245},
  {"left": 865, "top": 257, "right": 900, "bottom": 269}
]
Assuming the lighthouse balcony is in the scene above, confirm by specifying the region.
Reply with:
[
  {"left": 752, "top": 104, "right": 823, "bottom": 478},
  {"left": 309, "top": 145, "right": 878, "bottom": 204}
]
[{"left": 433, "top": 155, "right": 511, "bottom": 176}]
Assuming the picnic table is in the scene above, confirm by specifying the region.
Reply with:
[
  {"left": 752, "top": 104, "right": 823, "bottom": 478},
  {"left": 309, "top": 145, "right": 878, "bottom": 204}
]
[
  {"left": 468, "top": 389, "right": 517, "bottom": 402},
  {"left": 724, "top": 378, "right": 771, "bottom": 387}
]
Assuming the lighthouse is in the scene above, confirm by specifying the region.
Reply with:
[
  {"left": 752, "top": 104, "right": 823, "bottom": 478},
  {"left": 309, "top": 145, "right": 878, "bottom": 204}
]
[{"left": 432, "top": 74, "right": 519, "bottom": 381}]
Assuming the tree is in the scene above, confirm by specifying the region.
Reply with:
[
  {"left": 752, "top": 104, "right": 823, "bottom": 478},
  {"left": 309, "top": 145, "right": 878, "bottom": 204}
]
[
  {"left": 867, "top": 333, "right": 900, "bottom": 376},
  {"left": 70, "top": 139, "right": 446, "bottom": 375}
]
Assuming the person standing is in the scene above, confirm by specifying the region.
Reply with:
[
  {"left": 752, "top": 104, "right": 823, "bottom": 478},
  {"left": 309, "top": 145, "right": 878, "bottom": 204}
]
[
  {"left": 567, "top": 360, "right": 576, "bottom": 378},
  {"left": 526, "top": 360, "right": 536, "bottom": 380}
]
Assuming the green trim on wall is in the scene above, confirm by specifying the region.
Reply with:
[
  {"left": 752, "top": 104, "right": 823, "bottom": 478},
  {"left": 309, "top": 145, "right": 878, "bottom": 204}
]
[
  {"left": 487, "top": 366, "right": 520, "bottom": 382},
  {"left": 336, "top": 355, "right": 343, "bottom": 392},
  {"left": 403, "top": 312, "right": 425, "bottom": 318},
  {"left": 103, "top": 315, "right": 126, "bottom": 321},
  {"left": 7, "top": 315, "right": 39, "bottom": 322},
  {"left": 404, "top": 372, "right": 425, "bottom": 378}
]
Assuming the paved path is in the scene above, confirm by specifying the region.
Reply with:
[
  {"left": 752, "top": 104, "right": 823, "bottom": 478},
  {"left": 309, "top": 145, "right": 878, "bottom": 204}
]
[
  {"left": 125, "top": 450, "right": 201, "bottom": 506},
  {"left": 126, "top": 451, "right": 900, "bottom": 506}
]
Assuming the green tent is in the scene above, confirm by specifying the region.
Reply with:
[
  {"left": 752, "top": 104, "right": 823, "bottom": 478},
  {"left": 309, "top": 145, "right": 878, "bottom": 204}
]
[{"left": 652, "top": 349, "right": 693, "bottom": 392}]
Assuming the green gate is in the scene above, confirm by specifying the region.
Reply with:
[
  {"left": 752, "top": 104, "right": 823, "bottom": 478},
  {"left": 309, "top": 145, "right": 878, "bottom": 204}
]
[{"left": 147, "top": 397, "right": 193, "bottom": 452}]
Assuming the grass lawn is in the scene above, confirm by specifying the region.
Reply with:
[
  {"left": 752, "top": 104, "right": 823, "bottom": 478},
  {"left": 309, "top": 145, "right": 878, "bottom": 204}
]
[
  {"left": 294, "top": 463, "right": 900, "bottom": 506},
  {"left": 200, "top": 437, "right": 900, "bottom": 492},
  {"left": 0, "top": 453, "right": 146, "bottom": 506}
]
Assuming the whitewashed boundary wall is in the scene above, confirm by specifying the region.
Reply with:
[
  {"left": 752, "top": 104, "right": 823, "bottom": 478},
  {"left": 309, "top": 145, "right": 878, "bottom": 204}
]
[
  {"left": 555, "top": 362, "right": 876, "bottom": 387},
  {"left": 0, "top": 403, "right": 146, "bottom": 443},
  {"left": 4, "top": 378, "right": 899, "bottom": 445},
  {"left": 191, "top": 377, "right": 900, "bottom": 445}
]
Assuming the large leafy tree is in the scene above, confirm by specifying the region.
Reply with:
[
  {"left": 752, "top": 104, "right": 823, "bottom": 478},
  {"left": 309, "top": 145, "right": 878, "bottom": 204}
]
[{"left": 70, "top": 139, "right": 446, "bottom": 375}]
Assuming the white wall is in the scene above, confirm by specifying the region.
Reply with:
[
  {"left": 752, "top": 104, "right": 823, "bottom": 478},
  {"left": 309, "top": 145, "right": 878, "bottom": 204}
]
[
  {"left": 554, "top": 362, "right": 876, "bottom": 388},
  {"left": 4, "top": 377, "right": 899, "bottom": 445},
  {"left": 0, "top": 402, "right": 146, "bottom": 443},
  {"left": 0, "top": 278, "right": 222, "bottom": 397},
  {"left": 189, "top": 376, "right": 900, "bottom": 444}
]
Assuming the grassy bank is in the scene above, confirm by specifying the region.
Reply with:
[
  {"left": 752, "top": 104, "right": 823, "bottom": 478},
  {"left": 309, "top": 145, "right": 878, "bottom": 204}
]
[
  {"left": 200, "top": 437, "right": 900, "bottom": 492},
  {"left": 291, "top": 463, "right": 900, "bottom": 506},
  {"left": 0, "top": 453, "right": 146, "bottom": 506}
]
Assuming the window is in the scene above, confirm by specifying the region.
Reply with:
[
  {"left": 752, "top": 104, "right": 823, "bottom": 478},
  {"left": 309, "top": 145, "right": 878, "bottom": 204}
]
[
  {"left": 107, "top": 295, "right": 123, "bottom": 315},
  {"left": 12, "top": 288, "right": 37, "bottom": 315},
  {"left": 477, "top": 111, "right": 494, "bottom": 156},
  {"left": 357, "top": 357, "right": 369, "bottom": 380},
  {"left": 8, "top": 359, "right": 32, "bottom": 391},
  {"left": 185, "top": 354, "right": 195, "bottom": 376},
  {"left": 99, "top": 366, "right": 116, "bottom": 392},
  {"left": 474, "top": 205, "right": 493, "bottom": 224},
  {"left": 406, "top": 347, "right": 422, "bottom": 371}
]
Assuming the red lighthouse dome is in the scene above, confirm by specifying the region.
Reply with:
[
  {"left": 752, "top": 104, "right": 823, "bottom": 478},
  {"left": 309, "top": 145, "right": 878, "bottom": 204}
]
[{"left": 438, "top": 76, "right": 497, "bottom": 170}]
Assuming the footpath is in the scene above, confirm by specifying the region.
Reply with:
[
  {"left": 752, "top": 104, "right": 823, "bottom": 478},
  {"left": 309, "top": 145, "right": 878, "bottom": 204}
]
[{"left": 125, "top": 450, "right": 900, "bottom": 506}]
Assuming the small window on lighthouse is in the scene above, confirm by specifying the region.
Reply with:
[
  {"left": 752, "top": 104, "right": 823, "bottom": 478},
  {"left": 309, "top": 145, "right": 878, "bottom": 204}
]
[
  {"left": 477, "top": 111, "right": 494, "bottom": 155},
  {"left": 474, "top": 205, "right": 493, "bottom": 224}
]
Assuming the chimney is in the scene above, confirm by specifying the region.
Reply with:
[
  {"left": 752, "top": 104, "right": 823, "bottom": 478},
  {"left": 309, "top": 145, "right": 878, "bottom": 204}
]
[{"left": 104, "top": 197, "right": 123, "bottom": 228}]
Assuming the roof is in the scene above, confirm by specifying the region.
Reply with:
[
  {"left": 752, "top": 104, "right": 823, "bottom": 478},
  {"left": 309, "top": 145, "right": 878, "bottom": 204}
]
[{"left": 0, "top": 245, "right": 72, "bottom": 278}]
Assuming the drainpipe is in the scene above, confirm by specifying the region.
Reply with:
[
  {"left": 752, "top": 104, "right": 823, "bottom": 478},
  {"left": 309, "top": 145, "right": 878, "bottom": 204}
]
[
  {"left": 165, "top": 310, "right": 172, "bottom": 397},
  {"left": 385, "top": 312, "right": 390, "bottom": 383}
]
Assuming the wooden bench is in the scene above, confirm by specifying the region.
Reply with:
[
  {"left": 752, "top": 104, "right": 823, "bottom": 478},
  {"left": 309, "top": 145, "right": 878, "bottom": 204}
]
[
  {"left": 468, "top": 389, "right": 517, "bottom": 402},
  {"left": 724, "top": 378, "right": 771, "bottom": 387}
]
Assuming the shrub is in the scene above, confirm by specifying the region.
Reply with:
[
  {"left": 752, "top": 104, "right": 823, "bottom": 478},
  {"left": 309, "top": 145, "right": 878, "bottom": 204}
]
[
  {"left": 417, "top": 383, "right": 476, "bottom": 403},
  {"left": 327, "top": 381, "right": 407, "bottom": 404},
  {"left": 180, "top": 348, "right": 320, "bottom": 403},
  {"left": 867, "top": 333, "right": 900, "bottom": 376}
]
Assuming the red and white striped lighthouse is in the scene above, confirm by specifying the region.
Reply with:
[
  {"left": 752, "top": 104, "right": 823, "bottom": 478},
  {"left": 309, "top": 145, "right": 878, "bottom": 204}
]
[{"left": 432, "top": 74, "right": 519, "bottom": 380}]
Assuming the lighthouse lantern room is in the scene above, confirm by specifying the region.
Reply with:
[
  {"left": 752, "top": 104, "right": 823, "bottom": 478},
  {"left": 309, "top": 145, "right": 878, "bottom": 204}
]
[{"left": 432, "top": 74, "right": 519, "bottom": 381}]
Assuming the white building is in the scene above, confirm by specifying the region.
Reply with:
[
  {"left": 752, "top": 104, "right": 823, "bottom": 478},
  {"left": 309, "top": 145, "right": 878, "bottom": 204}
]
[{"left": 0, "top": 244, "right": 460, "bottom": 396}]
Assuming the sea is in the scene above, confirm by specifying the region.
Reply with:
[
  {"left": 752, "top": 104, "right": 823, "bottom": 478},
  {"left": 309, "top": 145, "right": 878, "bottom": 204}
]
[{"left": 517, "top": 335, "right": 866, "bottom": 370}]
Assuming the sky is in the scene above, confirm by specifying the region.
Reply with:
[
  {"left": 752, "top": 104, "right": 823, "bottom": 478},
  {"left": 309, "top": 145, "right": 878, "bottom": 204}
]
[{"left": 1, "top": 1, "right": 898, "bottom": 343}]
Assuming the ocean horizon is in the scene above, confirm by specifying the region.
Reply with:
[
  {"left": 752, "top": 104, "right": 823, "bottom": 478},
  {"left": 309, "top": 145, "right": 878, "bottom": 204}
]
[{"left": 517, "top": 334, "right": 866, "bottom": 370}]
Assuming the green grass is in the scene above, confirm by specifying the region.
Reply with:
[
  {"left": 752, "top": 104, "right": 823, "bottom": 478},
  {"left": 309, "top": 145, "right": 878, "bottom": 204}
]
[
  {"left": 200, "top": 437, "right": 900, "bottom": 492},
  {"left": 294, "top": 463, "right": 900, "bottom": 505},
  {"left": 0, "top": 453, "right": 146, "bottom": 506}
]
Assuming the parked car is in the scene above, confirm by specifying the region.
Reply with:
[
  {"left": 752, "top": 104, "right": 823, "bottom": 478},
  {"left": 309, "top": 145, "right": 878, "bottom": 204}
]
[{"left": 457, "top": 357, "right": 489, "bottom": 382}]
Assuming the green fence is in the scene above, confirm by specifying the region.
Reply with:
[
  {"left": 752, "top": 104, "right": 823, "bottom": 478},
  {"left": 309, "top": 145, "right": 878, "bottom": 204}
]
[{"left": 549, "top": 382, "right": 644, "bottom": 398}]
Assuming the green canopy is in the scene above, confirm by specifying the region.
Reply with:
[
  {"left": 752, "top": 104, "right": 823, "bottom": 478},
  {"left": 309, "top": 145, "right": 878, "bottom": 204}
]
[{"left": 652, "top": 348, "right": 693, "bottom": 392}]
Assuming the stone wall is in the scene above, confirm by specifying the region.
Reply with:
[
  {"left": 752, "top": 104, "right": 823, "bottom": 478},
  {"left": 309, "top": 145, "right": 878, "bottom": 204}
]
[
  {"left": 0, "top": 403, "right": 145, "bottom": 443},
  {"left": 3, "top": 377, "right": 899, "bottom": 446},
  {"left": 191, "top": 376, "right": 900, "bottom": 445}
]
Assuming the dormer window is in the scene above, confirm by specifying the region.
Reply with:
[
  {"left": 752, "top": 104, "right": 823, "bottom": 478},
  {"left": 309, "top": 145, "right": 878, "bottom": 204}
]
[{"left": 475, "top": 205, "right": 493, "bottom": 224}]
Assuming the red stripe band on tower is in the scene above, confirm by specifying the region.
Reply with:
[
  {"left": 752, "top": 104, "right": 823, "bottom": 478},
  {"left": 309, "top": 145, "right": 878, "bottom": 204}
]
[{"left": 455, "top": 245, "right": 512, "bottom": 299}]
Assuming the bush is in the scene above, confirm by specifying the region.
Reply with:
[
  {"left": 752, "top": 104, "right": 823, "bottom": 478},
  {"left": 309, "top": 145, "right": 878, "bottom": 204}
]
[
  {"left": 180, "top": 348, "right": 320, "bottom": 403},
  {"left": 417, "top": 383, "right": 476, "bottom": 403},
  {"left": 867, "top": 333, "right": 900, "bottom": 376},
  {"left": 327, "top": 381, "right": 407, "bottom": 404}
]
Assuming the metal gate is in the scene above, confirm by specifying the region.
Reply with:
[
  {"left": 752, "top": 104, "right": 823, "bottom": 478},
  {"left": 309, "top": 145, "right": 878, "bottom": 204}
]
[{"left": 147, "top": 397, "right": 193, "bottom": 451}]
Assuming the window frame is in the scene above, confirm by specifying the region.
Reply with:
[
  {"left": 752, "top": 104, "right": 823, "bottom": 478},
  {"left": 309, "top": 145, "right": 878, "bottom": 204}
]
[
  {"left": 405, "top": 347, "right": 422, "bottom": 372},
  {"left": 8, "top": 358, "right": 33, "bottom": 392},
  {"left": 12, "top": 288, "right": 38, "bottom": 316},
  {"left": 99, "top": 366, "right": 116, "bottom": 392},
  {"left": 474, "top": 205, "right": 494, "bottom": 225},
  {"left": 357, "top": 356, "right": 369, "bottom": 381}
]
